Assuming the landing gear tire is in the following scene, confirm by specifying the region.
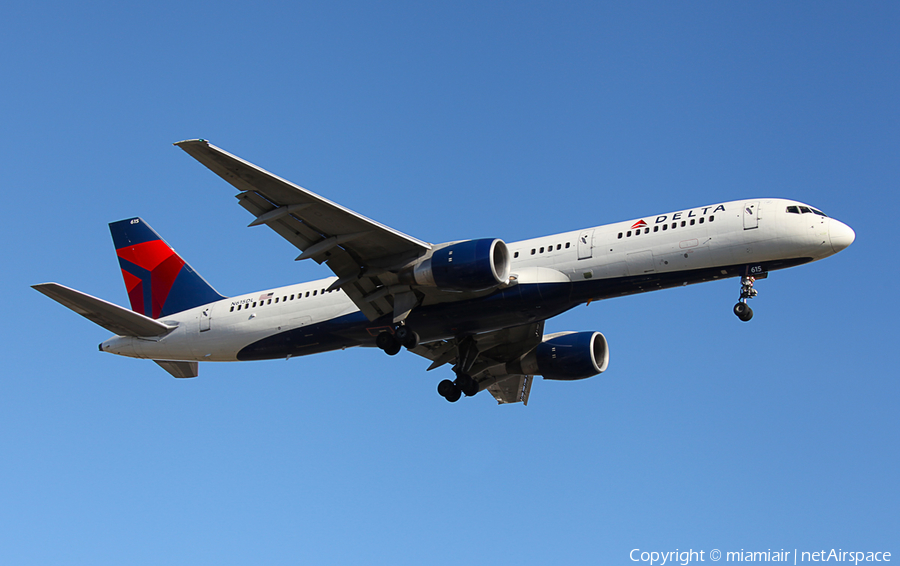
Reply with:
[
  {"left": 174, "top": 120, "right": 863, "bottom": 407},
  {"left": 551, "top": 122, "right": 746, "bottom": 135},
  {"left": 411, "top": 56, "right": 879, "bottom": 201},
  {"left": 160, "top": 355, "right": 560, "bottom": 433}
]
[
  {"left": 455, "top": 373, "right": 479, "bottom": 397},
  {"left": 376, "top": 331, "right": 394, "bottom": 350},
  {"left": 376, "top": 331, "right": 402, "bottom": 355},
  {"left": 395, "top": 326, "right": 419, "bottom": 349},
  {"left": 438, "top": 379, "right": 461, "bottom": 402},
  {"left": 734, "top": 302, "right": 754, "bottom": 322}
]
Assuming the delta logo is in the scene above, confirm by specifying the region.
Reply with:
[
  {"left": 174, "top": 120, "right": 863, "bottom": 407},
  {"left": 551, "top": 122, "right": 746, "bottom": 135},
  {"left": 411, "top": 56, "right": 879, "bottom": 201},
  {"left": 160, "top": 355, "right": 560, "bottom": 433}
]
[{"left": 631, "top": 220, "right": 648, "bottom": 230}]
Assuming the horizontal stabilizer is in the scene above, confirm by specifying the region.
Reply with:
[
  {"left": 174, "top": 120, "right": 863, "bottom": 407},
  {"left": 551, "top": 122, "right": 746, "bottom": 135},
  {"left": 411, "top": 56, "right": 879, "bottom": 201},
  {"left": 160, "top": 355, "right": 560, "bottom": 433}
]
[
  {"left": 32, "top": 283, "right": 174, "bottom": 337},
  {"left": 154, "top": 360, "right": 198, "bottom": 378}
]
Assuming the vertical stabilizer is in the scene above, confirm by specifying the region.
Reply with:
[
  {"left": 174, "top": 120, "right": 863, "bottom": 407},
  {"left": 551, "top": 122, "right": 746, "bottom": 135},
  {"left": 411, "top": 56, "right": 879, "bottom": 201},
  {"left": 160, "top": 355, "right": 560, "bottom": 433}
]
[{"left": 110, "top": 218, "right": 225, "bottom": 318}]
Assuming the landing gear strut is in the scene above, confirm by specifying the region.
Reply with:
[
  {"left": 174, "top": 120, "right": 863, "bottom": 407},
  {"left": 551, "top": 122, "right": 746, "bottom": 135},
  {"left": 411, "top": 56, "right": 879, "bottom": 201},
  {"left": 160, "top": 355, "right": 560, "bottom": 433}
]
[{"left": 733, "top": 276, "right": 758, "bottom": 322}]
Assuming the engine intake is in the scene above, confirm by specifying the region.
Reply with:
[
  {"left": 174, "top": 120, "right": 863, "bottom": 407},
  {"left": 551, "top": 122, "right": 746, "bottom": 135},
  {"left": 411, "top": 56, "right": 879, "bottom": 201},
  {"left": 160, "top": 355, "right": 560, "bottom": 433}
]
[
  {"left": 509, "top": 331, "right": 610, "bottom": 381},
  {"left": 401, "top": 239, "right": 510, "bottom": 292}
]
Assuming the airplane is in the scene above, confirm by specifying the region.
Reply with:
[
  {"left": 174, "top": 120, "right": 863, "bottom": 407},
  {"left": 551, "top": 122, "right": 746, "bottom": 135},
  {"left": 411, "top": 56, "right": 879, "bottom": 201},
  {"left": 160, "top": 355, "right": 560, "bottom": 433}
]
[{"left": 33, "top": 140, "right": 856, "bottom": 405}]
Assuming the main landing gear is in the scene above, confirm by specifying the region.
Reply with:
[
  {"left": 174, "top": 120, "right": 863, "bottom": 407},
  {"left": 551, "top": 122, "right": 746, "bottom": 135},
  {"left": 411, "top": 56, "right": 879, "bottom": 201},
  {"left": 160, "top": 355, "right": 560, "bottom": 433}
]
[
  {"left": 376, "top": 324, "right": 419, "bottom": 356},
  {"left": 733, "top": 276, "right": 758, "bottom": 322},
  {"left": 437, "top": 372, "right": 479, "bottom": 403},
  {"left": 437, "top": 336, "right": 481, "bottom": 403}
]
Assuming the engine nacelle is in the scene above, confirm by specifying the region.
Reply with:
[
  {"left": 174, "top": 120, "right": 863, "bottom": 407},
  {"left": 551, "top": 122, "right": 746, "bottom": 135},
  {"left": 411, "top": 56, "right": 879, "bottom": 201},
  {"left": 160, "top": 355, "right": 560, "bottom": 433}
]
[
  {"left": 400, "top": 239, "right": 511, "bottom": 291},
  {"left": 510, "top": 331, "right": 610, "bottom": 381}
]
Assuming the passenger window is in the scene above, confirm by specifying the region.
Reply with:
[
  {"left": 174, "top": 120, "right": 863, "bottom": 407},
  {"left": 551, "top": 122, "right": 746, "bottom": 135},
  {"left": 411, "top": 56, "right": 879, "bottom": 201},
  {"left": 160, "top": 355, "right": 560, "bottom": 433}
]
[
  {"left": 540, "top": 247, "right": 544, "bottom": 253},
  {"left": 709, "top": 216, "right": 715, "bottom": 222},
  {"left": 671, "top": 223, "right": 677, "bottom": 229},
  {"left": 514, "top": 251, "right": 519, "bottom": 258},
  {"left": 681, "top": 221, "right": 686, "bottom": 227},
  {"left": 230, "top": 306, "right": 235, "bottom": 312},
  {"left": 290, "top": 294, "right": 295, "bottom": 300},
  {"left": 618, "top": 233, "right": 623, "bottom": 239},
  {"left": 662, "top": 224, "right": 668, "bottom": 231},
  {"left": 531, "top": 249, "right": 536, "bottom": 255},
  {"left": 305, "top": 292, "right": 310, "bottom": 297},
  {"left": 313, "top": 290, "right": 317, "bottom": 296},
  {"left": 565, "top": 242, "right": 570, "bottom": 248},
  {"left": 627, "top": 230, "right": 632, "bottom": 237},
  {"left": 267, "top": 299, "right": 272, "bottom": 305},
  {"left": 699, "top": 217, "right": 704, "bottom": 224},
  {"left": 653, "top": 226, "right": 658, "bottom": 232},
  {"left": 644, "top": 228, "right": 649, "bottom": 234},
  {"left": 557, "top": 244, "right": 561, "bottom": 250},
  {"left": 275, "top": 298, "right": 279, "bottom": 303},
  {"left": 252, "top": 302, "right": 257, "bottom": 308},
  {"left": 237, "top": 304, "right": 242, "bottom": 311},
  {"left": 690, "top": 219, "right": 695, "bottom": 226}
]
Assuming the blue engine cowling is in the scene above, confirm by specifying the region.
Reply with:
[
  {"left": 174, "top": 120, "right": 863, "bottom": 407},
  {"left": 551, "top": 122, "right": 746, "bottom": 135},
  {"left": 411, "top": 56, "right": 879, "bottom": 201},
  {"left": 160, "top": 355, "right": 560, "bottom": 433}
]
[
  {"left": 402, "top": 239, "right": 511, "bottom": 291},
  {"left": 512, "top": 331, "right": 610, "bottom": 381}
]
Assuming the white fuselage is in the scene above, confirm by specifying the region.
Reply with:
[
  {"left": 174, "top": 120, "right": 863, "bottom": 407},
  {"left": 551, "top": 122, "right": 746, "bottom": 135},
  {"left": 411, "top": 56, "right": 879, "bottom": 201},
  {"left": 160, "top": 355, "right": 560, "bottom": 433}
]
[{"left": 101, "top": 198, "right": 853, "bottom": 362}]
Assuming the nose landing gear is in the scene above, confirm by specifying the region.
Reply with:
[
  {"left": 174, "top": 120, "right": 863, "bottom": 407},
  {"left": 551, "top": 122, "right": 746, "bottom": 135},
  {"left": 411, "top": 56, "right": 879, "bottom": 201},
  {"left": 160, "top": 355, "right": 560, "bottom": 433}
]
[{"left": 733, "top": 275, "right": 758, "bottom": 322}]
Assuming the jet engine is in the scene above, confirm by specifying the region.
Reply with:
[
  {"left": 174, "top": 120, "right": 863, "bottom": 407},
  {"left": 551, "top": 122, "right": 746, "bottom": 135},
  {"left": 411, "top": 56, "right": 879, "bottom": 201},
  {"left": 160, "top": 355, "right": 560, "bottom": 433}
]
[
  {"left": 400, "top": 238, "right": 511, "bottom": 292},
  {"left": 508, "top": 331, "right": 610, "bottom": 381}
]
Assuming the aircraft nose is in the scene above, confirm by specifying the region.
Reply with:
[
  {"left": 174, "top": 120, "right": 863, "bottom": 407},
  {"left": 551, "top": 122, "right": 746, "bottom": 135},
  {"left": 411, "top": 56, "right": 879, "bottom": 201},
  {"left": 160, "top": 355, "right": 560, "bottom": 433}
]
[{"left": 829, "top": 218, "right": 855, "bottom": 254}]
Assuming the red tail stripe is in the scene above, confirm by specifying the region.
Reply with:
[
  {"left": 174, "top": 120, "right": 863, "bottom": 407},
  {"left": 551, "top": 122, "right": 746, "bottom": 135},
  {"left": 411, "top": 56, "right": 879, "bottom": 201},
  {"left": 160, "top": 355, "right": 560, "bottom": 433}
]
[
  {"left": 116, "top": 240, "right": 175, "bottom": 272},
  {"left": 150, "top": 254, "right": 186, "bottom": 319}
]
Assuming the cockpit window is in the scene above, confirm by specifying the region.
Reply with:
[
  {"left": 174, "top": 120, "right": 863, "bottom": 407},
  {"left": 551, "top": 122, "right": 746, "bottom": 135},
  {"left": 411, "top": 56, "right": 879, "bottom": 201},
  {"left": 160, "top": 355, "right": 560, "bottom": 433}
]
[{"left": 788, "top": 205, "right": 827, "bottom": 216}]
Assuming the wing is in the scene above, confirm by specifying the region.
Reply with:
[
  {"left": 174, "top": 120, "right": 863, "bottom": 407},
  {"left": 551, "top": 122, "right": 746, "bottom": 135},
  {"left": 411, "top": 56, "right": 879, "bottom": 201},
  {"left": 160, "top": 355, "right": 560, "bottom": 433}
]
[
  {"left": 410, "top": 322, "right": 544, "bottom": 405},
  {"left": 175, "top": 139, "right": 432, "bottom": 321}
]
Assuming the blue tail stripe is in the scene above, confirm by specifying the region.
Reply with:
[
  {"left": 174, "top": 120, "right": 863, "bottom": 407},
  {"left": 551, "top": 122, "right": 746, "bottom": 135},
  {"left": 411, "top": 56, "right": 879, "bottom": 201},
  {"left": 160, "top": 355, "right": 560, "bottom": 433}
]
[{"left": 161, "top": 265, "right": 227, "bottom": 317}]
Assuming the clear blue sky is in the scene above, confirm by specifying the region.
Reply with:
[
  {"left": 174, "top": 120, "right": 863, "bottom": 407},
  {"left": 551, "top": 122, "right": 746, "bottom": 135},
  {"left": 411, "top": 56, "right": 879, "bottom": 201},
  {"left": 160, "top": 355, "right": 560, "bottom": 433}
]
[{"left": 2, "top": 2, "right": 897, "bottom": 564}]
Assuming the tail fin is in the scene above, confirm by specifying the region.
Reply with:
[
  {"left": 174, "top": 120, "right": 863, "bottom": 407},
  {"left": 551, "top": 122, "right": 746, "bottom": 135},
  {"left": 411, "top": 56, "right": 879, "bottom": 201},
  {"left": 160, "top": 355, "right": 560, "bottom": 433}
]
[{"left": 110, "top": 218, "right": 226, "bottom": 319}]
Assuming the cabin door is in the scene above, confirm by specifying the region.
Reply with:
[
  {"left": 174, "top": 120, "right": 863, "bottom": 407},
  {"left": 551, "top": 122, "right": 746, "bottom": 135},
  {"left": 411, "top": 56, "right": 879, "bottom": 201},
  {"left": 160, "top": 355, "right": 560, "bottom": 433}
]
[
  {"left": 743, "top": 201, "right": 759, "bottom": 229},
  {"left": 577, "top": 229, "right": 594, "bottom": 260},
  {"left": 200, "top": 305, "right": 213, "bottom": 332}
]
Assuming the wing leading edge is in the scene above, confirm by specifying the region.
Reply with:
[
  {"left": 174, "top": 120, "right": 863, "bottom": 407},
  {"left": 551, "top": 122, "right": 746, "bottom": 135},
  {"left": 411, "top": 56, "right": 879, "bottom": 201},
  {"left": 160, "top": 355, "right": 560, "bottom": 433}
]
[{"left": 175, "top": 139, "right": 432, "bottom": 321}]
